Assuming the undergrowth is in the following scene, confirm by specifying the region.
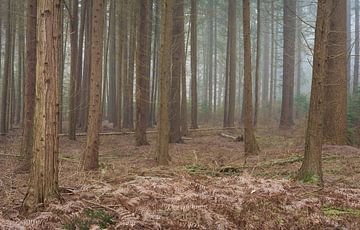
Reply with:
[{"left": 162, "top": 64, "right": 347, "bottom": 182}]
[{"left": 64, "top": 208, "right": 114, "bottom": 230}]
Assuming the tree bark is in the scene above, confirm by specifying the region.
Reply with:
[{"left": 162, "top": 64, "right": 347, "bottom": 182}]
[
  {"left": 297, "top": 0, "right": 331, "bottom": 185},
  {"left": 170, "top": 0, "right": 183, "bottom": 143},
  {"left": 20, "top": 0, "right": 37, "bottom": 171},
  {"left": 0, "top": 0, "right": 11, "bottom": 134},
  {"left": 227, "top": 0, "right": 236, "bottom": 127},
  {"left": 323, "top": 0, "right": 347, "bottom": 145},
  {"left": 254, "top": 0, "right": 260, "bottom": 127},
  {"left": 190, "top": 0, "right": 198, "bottom": 129},
  {"left": 82, "top": 0, "right": 104, "bottom": 171},
  {"left": 280, "top": 0, "right": 296, "bottom": 129},
  {"left": 22, "top": 0, "right": 61, "bottom": 213},
  {"left": 243, "top": 0, "right": 259, "bottom": 155},
  {"left": 354, "top": 0, "right": 359, "bottom": 94},
  {"left": 157, "top": 0, "right": 173, "bottom": 165},
  {"left": 68, "top": 0, "right": 79, "bottom": 140},
  {"left": 135, "top": 0, "right": 150, "bottom": 146}
]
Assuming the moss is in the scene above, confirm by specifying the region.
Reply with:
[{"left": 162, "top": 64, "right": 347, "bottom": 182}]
[
  {"left": 299, "top": 173, "right": 320, "bottom": 184},
  {"left": 323, "top": 206, "right": 360, "bottom": 218},
  {"left": 64, "top": 209, "right": 114, "bottom": 230}
]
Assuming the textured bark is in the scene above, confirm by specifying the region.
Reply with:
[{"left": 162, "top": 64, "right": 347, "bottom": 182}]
[
  {"left": 22, "top": 0, "right": 60, "bottom": 213},
  {"left": 20, "top": 0, "right": 37, "bottom": 171},
  {"left": 76, "top": 0, "right": 87, "bottom": 125},
  {"left": 243, "top": 0, "right": 259, "bottom": 155},
  {"left": 227, "top": 0, "right": 236, "bottom": 127},
  {"left": 170, "top": 0, "right": 183, "bottom": 143},
  {"left": 297, "top": 0, "right": 331, "bottom": 184},
  {"left": 135, "top": 0, "right": 150, "bottom": 146},
  {"left": 124, "top": 2, "right": 136, "bottom": 130},
  {"left": 354, "top": 0, "right": 359, "bottom": 94},
  {"left": 157, "top": 0, "right": 173, "bottom": 165},
  {"left": 269, "top": 0, "right": 275, "bottom": 118},
  {"left": 0, "top": 0, "right": 11, "bottom": 134},
  {"left": 254, "top": 0, "right": 260, "bottom": 127},
  {"left": 68, "top": 0, "right": 79, "bottom": 140},
  {"left": 323, "top": 0, "right": 347, "bottom": 145},
  {"left": 150, "top": 0, "right": 160, "bottom": 127},
  {"left": 180, "top": 0, "right": 188, "bottom": 136},
  {"left": 83, "top": 0, "right": 104, "bottom": 171},
  {"left": 280, "top": 0, "right": 296, "bottom": 129},
  {"left": 108, "top": 0, "right": 116, "bottom": 124},
  {"left": 262, "top": 2, "right": 270, "bottom": 118},
  {"left": 207, "top": 0, "right": 214, "bottom": 117},
  {"left": 190, "top": 0, "right": 198, "bottom": 129},
  {"left": 79, "top": 1, "right": 92, "bottom": 131}
]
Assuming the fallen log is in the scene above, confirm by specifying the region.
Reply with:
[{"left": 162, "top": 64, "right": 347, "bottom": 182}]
[{"left": 219, "top": 133, "right": 243, "bottom": 142}]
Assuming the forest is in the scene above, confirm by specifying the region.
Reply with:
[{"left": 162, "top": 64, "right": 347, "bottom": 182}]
[{"left": 0, "top": 0, "right": 359, "bottom": 229}]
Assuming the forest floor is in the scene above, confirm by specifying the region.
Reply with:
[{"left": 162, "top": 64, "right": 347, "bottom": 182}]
[{"left": 1, "top": 126, "right": 360, "bottom": 229}]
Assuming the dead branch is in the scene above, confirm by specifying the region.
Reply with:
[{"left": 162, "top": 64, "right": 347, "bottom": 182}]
[{"left": 219, "top": 133, "right": 243, "bottom": 142}]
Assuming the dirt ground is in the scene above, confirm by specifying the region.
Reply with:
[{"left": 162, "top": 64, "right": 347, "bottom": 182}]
[{"left": 1, "top": 127, "right": 360, "bottom": 229}]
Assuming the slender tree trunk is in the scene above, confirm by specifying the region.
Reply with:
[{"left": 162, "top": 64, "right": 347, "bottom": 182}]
[
  {"left": 354, "top": 0, "right": 359, "bottom": 94},
  {"left": 22, "top": 0, "right": 61, "bottom": 213},
  {"left": 243, "top": 0, "right": 259, "bottom": 155},
  {"left": 262, "top": 2, "right": 270, "bottom": 120},
  {"left": 79, "top": 1, "right": 92, "bottom": 131},
  {"left": 149, "top": 0, "right": 160, "bottom": 127},
  {"left": 135, "top": 0, "right": 150, "bottom": 146},
  {"left": 297, "top": 0, "right": 331, "bottom": 185},
  {"left": 0, "top": 0, "right": 11, "bottom": 134},
  {"left": 280, "top": 0, "right": 296, "bottom": 129},
  {"left": 190, "top": 0, "right": 198, "bottom": 129},
  {"left": 76, "top": 0, "right": 87, "bottom": 125},
  {"left": 269, "top": 0, "right": 275, "bottom": 119},
  {"left": 254, "top": 0, "right": 260, "bottom": 127},
  {"left": 20, "top": 0, "right": 37, "bottom": 171},
  {"left": 180, "top": 0, "right": 188, "bottom": 136},
  {"left": 115, "top": 0, "right": 124, "bottom": 130},
  {"left": 83, "top": 0, "right": 104, "bottom": 171},
  {"left": 213, "top": 4, "right": 217, "bottom": 115},
  {"left": 108, "top": 0, "right": 116, "bottom": 124},
  {"left": 170, "top": 0, "right": 183, "bottom": 143},
  {"left": 68, "top": 0, "right": 79, "bottom": 140},
  {"left": 323, "top": 0, "right": 347, "bottom": 145},
  {"left": 347, "top": 0, "right": 352, "bottom": 92},
  {"left": 227, "top": 0, "right": 236, "bottom": 127},
  {"left": 157, "top": 0, "right": 173, "bottom": 165}
]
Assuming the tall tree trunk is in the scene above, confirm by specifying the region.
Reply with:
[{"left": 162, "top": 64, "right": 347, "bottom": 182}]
[
  {"left": 323, "top": 0, "right": 347, "bottom": 145},
  {"left": 243, "top": 0, "right": 259, "bottom": 155},
  {"left": 180, "top": 0, "right": 188, "bottom": 136},
  {"left": 108, "top": 0, "right": 116, "bottom": 124},
  {"left": 135, "top": 0, "right": 150, "bottom": 146},
  {"left": 79, "top": 1, "right": 92, "bottom": 131},
  {"left": 280, "top": 0, "right": 296, "bottom": 129},
  {"left": 22, "top": 0, "right": 61, "bottom": 213},
  {"left": 20, "top": 0, "right": 37, "bottom": 171},
  {"left": 213, "top": 4, "right": 217, "bottom": 115},
  {"left": 297, "top": 0, "right": 331, "bottom": 185},
  {"left": 170, "top": 0, "right": 183, "bottom": 143},
  {"left": 76, "top": 0, "right": 87, "bottom": 125},
  {"left": 124, "top": 2, "right": 136, "bottom": 130},
  {"left": 157, "top": 0, "right": 173, "bottom": 165},
  {"left": 347, "top": 0, "right": 352, "bottom": 92},
  {"left": 0, "top": 0, "right": 11, "bottom": 134},
  {"left": 207, "top": 0, "right": 214, "bottom": 118},
  {"left": 354, "top": 0, "right": 359, "bottom": 94},
  {"left": 227, "top": 0, "right": 236, "bottom": 127},
  {"left": 68, "top": 0, "right": 79, "bottom": 140},
  {"left": 83, "top": 0, "right": 104, "bottom": 171},
  {"left": 149, "top": 0, "right": 160, "bottom": 127},
  {"left": 262, "top": 2, "right": 270, "bottom": 120},
  {"left": 190, "top": 0, "right": 198, "bottom": 129},
  {"left": 254, "top": 0, "right": 260, "bottom": 127},
  {"left": 269, "top": 0, "right": 275, "bottom": 119}
]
